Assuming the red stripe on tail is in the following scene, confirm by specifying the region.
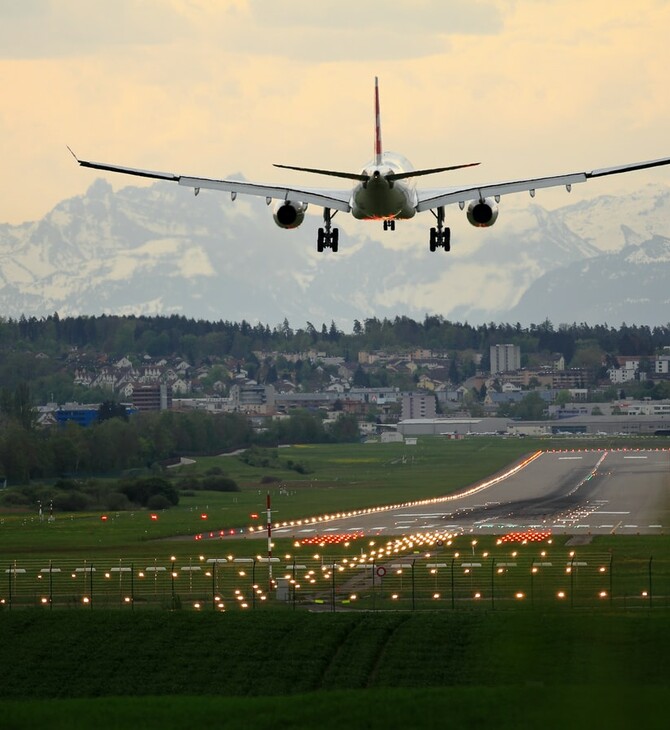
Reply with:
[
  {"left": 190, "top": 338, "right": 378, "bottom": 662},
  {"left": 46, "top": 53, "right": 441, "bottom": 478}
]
[{"left": 374, "top": 77, "right": 382, "bottom": 166}]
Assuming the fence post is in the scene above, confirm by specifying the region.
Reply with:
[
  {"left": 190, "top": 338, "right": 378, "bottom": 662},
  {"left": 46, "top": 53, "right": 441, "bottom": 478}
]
[
  {"left": 411, "top": 560, "right": 416, "bottom": 611},
  {"left": 530, "top": 558, "right": 535, "bottom": 607},
  {"left": 372, "top": 560, "right": 376, "bottom": 611},
  {"left": 609, "top": 553, "right": 613, "bottom": 607},
  {"left": 491, "top": 557, "right": 495, "bottom": 611},
  {"left": 252, "top": 559, "right": 257, "bottom": 610},
  {"left": 171, "top": 558, "right": 176, "bottom": 610},
  {"left": 211, "top": 561, "right": 217, "bottom": 610},
  {"left": 648, "top": 556, "right": 653, "bottom": 609},
  {"left": 450, "top": 557, "right": 455, "bottom": 610},
  {"left": 331, "top": 563, "right": 336, "bottom": 613},
  {"left": 131, "top": 562, "right": 135, "bottom": 611},
  {"left": 49, "top": 559, "right": 53, "bottom": 611}
]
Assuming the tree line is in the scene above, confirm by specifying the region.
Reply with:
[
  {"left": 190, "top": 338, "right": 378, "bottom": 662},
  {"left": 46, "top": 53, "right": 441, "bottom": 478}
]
[
  {"left": 3, "top": 313, "right": 669, "bottom": 364},
  {"left": 0, "top": 399, "right": 360, "bottom": 485}
]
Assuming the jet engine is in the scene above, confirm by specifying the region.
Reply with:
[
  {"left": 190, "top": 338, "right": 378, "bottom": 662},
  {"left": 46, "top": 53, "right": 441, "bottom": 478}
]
[
  {"left": 466, "top": 198, "right": 499, "bottom": 228},
  {"left": 273, "top": 201, "right": 307, "bottom": 229}
]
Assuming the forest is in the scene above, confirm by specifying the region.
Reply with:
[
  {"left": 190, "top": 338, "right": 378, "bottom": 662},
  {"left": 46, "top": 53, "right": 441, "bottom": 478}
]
[
  {"left": 0, "top": 397, "right": 360, "bottom": 489},
  {"left": 3, "top": 313, "right": 669, "bottom": 364}
]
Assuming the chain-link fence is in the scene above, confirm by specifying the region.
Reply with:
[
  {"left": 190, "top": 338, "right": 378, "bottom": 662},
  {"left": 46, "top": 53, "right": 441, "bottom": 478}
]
[{"left": 2, "top": 550, "right": 669, "bottom": 612}]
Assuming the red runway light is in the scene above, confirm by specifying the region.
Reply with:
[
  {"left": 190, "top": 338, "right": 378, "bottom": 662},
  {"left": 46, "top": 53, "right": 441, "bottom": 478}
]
[{"left": 150, "top": 514, "right": 159, "bottom": 521}]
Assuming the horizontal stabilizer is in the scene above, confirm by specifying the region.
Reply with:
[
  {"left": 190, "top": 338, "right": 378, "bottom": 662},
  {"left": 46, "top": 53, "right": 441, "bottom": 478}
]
[
  {"left": 274, "top": 161, "right": 480, "bottom": 183},
  {"left": 273, "top": 163, "right": 368, "bottom": 181},
  {"left": 386, "top": 162, "right": 480, "bottom": 181}
]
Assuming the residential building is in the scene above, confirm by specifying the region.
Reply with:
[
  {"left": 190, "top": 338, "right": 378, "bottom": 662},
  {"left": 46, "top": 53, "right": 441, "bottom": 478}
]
[
  {"left": 133, "top": 383, "right": 172, "bottom": 411},
  {"left": 490, "top": 344, "right": 521, "bottom": 374},
  {"left": 401, "top": 393, "right": 437, "bottom": 420}
]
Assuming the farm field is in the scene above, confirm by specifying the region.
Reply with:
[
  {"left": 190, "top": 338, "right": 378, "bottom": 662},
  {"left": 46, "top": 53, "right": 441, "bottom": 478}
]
[{"left": 1, "top": 611, "right": 669, "bottom": 728}]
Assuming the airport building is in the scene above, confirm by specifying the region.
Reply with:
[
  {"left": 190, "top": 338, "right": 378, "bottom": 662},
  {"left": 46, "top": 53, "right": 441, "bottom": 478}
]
[{"left": 397, "top": 414, "right": 670, "bottom": 437}]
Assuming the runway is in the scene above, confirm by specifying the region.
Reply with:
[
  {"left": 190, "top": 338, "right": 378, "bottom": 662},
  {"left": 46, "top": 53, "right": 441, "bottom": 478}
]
[{"left": 272, "top": 449, "right": 670, "bottom": 538}]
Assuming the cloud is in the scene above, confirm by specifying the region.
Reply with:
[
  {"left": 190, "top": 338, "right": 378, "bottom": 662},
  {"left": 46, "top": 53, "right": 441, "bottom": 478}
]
[
  {"left": 174, "top": 0, "right": 503, "bottom": 62},
  {"left": 248, "top": 0, "right": 503, "bottom": 34},
  {"left": 0, "top": 0, "right": 186, "bottom": 59}
]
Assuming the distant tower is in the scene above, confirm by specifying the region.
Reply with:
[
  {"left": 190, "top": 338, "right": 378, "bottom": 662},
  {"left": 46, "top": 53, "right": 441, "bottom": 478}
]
[{"left": 490, "top": 344, "right": 521, "bottom": 375}]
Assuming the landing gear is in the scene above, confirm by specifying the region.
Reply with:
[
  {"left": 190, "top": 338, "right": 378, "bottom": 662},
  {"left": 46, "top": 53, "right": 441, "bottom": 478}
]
[
  {"left": 383, "top": 219, "right": 396, "bottom": 231},
  {"left": 317, "top": 208, "right": 339, "bottom": 252},
  {"left": 429, "top": 206, "right": 451, "bottom": 252}
]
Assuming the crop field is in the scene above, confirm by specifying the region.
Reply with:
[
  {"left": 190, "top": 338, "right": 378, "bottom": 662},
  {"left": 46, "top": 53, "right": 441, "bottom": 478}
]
[{"left": 1, "top": 611, "right": 670, "bottom": 728}]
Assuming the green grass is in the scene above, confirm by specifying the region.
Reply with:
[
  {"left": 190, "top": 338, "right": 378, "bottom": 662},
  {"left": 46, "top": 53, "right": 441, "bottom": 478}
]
[
  {"left": 1, "top": 611, "right": 670, "bottom": 728},
  {"left": 2, "top": 687, "right": 669, "bottom": 730}
]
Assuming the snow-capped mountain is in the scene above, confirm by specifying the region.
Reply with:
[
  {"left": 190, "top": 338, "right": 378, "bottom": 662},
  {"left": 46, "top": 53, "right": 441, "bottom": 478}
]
[
  {"left": 0, "top": 178, "right": 668, "bottom": 327},
  {"left": 500, "top": 235, "right": 670, "bottom": 326}
]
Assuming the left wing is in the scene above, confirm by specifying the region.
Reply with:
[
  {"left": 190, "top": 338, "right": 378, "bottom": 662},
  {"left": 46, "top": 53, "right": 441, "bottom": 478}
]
[
  {"left": 68, "top": 150, "right": 352, "bottom": 212},
  {"left": 416, "top": 156, "right": 670, "bottom": 211}
]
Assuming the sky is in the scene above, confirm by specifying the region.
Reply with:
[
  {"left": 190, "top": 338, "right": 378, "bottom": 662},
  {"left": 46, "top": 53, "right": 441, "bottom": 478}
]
[{"left": 1, "top": 0, "right": 670, "bottom": 228}]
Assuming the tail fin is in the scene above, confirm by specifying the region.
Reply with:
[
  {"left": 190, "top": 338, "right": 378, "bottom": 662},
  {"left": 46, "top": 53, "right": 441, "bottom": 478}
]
[{"left": 374, "top": 77, "right": 382, "bottom": 166}]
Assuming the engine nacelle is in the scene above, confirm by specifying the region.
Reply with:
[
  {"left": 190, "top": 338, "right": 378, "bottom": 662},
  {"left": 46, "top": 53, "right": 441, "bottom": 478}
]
[
  {"left": 273, "top": 201, "right": 307, "bottom": 229},
  {"left": 466, "top": 198, "right": 499, "bottom": 228}
]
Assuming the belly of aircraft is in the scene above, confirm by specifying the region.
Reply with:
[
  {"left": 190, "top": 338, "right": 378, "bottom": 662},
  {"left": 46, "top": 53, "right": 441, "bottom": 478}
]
[{"left": 351, "top": 181, "right": 416, "bottom": 220}]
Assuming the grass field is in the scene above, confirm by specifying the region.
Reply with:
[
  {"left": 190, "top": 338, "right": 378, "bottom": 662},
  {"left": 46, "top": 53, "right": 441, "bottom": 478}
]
[{"left": 1, "top": 611, "right": 669, "bottom": 728}]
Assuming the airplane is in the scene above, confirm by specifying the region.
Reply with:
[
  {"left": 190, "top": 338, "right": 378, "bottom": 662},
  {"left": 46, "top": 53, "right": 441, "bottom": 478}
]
[{"left": 70, "top": 78, "right": 670, "bottom": 254}]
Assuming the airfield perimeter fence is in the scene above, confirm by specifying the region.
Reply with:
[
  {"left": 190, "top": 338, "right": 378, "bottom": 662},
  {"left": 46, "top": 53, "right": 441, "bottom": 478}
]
[{"left": 2, "top": 550, "right": 670, "bottom": 612}]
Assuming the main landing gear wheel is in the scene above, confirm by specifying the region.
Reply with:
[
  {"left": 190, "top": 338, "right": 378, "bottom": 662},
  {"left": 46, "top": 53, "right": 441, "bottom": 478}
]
[
  {"left": 383, "top": 220, "right": 396, "bottom": 231},
  {"left": 429, "top": 206, "right": 451, "bottom": 252},
  {"left": 317, "top": 207, "right": 339, "bottom": 253}
]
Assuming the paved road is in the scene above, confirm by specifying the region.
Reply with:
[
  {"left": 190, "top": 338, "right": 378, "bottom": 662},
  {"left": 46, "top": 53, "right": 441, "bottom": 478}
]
[{"left": 271, "top": 449, "right": 670, "bottom": 538}]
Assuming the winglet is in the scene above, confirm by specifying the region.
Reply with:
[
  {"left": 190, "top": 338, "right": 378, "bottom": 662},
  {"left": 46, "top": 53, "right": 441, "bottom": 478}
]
[
  {"left": 374, "top": 77, "right": 382, "bottom": 166},
  {"left": 66, "top": 145, "right": 80, "bottom": 163}
]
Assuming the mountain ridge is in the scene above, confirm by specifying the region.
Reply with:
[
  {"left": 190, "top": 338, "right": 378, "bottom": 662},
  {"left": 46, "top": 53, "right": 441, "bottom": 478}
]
[{"left": 0, "top": 179, "right": 669, "bottom": 327}]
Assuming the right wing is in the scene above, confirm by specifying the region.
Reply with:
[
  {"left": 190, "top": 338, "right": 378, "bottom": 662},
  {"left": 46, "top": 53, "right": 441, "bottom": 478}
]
[
  {"left": 69, "top": 150, "right": 352, "bottom": 212},
  {"left": 416, "top": 157, "right": 670, "bottom": 211}
]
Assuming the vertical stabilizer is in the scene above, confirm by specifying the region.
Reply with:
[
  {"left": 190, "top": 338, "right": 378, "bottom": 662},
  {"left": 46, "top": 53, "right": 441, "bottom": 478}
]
[{"left": 374, "top": 77, "right": 382, "bottom": 166}]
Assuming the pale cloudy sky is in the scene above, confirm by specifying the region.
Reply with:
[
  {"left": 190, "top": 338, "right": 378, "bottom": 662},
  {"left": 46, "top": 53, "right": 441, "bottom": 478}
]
[{"left": 1, "top": 0, "right": 670, "bottom": 225}]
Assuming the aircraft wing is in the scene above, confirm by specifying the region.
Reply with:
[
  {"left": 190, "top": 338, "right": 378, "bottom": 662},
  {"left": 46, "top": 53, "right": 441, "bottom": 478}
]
[
  {"left": 70, "top": 152, "right": 352, "bottom": 212},
  {"left": 416, "top": 156, "right": 670, "bottom": 212}
]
